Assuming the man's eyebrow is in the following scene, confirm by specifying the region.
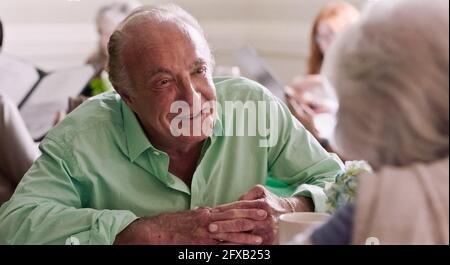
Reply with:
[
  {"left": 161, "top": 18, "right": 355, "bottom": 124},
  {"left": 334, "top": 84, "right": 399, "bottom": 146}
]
[
  {"left": 145, "top": 68, "right": 173, "bottom": 79},
  {"left": 191, "top": 58, "right": 208, "bottom": 68}
]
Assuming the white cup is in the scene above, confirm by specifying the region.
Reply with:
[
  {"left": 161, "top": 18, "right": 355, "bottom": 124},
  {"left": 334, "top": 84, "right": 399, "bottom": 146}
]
[{"left": 278, "top": 212, "right": 330, "bottom": 244}]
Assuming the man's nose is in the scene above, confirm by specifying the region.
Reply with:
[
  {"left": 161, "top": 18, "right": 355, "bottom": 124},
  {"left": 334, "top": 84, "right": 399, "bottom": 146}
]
[{"left": 178, "top": 78, "right": 202, "bottom": 108}]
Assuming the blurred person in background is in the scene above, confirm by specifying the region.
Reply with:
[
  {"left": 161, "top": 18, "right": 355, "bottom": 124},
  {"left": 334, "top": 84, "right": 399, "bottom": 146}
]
[
  {"left": 83, "top": 0, "right": 141, "bottom": 97},
  {"left": 0, "top": 93, "right": 40, "bottom": 205},
  {"left": 0, "top": 2, "right": 141, "bottom": 204},
  {"left": 0, "top": 19, "right": 40, "bottom": 205},
  {"left": 285, "top": 1, "right": 359, "bottom": 152},
  {"left": 54, "top": 0, "right": 141, "bottom": 123},
  {"left": 289, "top": 0, "right": 449, "bottom": 245}
]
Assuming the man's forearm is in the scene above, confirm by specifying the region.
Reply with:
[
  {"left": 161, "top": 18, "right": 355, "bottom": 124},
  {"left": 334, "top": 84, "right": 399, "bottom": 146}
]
[
  {"left": 114, "top": 208, "right": 221, "bottom": 245},
  {"left": 114, "top": 216, "right": 167, "bottom": 244}
]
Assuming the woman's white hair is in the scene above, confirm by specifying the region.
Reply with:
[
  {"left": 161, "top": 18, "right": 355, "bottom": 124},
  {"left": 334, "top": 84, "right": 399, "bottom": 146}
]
[
  {"left": 323, "top": 0, "right": 449, "bottom": 169},
  {"left": 107, "top": 4, "right": 212, "bottom": 93}
]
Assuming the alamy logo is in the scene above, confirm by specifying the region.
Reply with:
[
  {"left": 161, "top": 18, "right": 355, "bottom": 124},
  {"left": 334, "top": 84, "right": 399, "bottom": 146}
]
[{"left": 169, "top": 100, "right": 280, "bottom": 147}]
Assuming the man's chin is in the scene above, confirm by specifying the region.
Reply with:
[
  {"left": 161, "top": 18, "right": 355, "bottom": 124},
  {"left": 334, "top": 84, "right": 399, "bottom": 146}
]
[{"left": 174, "top": 134, "right": 209, "bottom": 144}]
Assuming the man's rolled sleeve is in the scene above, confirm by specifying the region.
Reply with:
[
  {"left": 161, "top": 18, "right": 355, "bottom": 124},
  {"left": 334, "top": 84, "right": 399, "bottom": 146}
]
[
  {"left": 293, "top": 184, "right": 328, "bottom": 213},
  {"left": 66, "top": 210, "right": 138, "bottom": 245}
]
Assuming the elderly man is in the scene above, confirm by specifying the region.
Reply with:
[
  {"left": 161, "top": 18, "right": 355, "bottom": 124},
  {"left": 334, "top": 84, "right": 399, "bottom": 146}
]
[{"left": 0, "top": 5, "right": 342, "bottom": 245}]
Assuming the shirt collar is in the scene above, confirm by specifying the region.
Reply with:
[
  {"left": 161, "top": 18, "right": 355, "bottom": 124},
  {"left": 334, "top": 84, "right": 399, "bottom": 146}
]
[
  {"left": 121, "top": 101, "right": 153, "bottom": 162},
  {"left": 210, "top": 102, "right": 224, "bottom": 143}
]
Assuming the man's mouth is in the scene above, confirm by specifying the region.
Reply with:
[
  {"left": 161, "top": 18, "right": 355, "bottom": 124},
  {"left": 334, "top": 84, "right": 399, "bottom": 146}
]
[{"left": 177, "top": 107, "right": 211, "bottom": 121}]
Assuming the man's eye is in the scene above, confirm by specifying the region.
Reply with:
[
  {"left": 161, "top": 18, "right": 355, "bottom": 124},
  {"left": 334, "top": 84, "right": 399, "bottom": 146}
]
[{"left": 156, "top": 79, "right": 171, "bottom": 88}]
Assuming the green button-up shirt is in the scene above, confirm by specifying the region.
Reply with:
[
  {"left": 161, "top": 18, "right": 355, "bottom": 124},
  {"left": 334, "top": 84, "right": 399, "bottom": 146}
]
[{"left": 0, "top": 77, "right": 343, "bottom": 244}]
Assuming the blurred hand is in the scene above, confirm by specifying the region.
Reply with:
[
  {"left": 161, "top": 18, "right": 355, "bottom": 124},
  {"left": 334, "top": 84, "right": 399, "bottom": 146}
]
[
  {"left": 285, "top": 74, "right": 331, "bottom": 113},
  {"left": 67, "top": 95, "right": 88, "bottom": 114},
  {"left": 286, "top": 97, "right": 320, "bottom": 139},
  {"left": 53, "top": 111, "right": 66, "bottom": 126},
  {"left": 53, "top": 96, "right": 88, "bottom": 126},
  {"left": 285, "top": 75, "right": 333, "bottom": 139}
]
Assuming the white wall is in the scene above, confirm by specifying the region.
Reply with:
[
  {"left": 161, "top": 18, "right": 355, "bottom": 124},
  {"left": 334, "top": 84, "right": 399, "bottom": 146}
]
[{"left": 0, "top": 0, "right": 365, "bottom": 83}]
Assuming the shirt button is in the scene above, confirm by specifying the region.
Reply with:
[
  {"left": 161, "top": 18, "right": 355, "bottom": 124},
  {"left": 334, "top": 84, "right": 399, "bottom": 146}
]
[
  {"left": 153, "top": 151, "right": 160, "bottom": 156},
  {"left": 65, "top": 236, "right": 80, "bottom": 245}
]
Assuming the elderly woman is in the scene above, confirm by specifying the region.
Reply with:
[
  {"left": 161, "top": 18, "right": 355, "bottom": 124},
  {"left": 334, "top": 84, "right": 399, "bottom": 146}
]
[{"left": 290, "top": 0, "right": 449, "bottom": 244}]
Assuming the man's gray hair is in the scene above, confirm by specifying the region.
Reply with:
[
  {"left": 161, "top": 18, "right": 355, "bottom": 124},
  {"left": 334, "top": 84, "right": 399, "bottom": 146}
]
[
  {"left": 107, "top": 4, "right": 212, "bottom": 92},
  {"left": 323, "top": 0, "right": 449, "bottom": 169}
]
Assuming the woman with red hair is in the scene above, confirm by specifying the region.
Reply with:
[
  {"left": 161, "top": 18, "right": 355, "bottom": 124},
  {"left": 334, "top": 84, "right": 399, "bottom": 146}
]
[{"left": 286, "top": 1, "right": 359, "bottom": 151}]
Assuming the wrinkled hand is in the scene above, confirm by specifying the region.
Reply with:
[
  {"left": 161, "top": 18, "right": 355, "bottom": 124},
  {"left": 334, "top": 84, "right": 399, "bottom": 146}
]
[
  {"left": 114, "top": 206, "right": 267, "bottom": 245},
  {"left": 209, "top": 185, "right": 312, "bottom": 245}
]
